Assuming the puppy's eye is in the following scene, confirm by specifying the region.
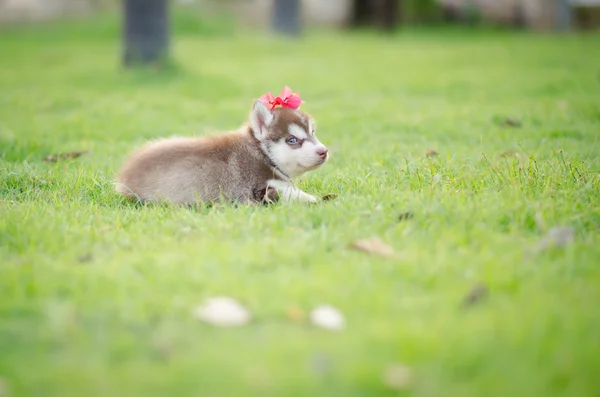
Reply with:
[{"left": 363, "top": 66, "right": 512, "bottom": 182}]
[{"left": 287, "top": 137, "right": 298, "bottom": 144}]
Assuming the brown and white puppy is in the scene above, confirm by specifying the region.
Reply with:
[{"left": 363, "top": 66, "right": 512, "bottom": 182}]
[{"left": 115, "top": 100, "right": 328, "bottom": 205}]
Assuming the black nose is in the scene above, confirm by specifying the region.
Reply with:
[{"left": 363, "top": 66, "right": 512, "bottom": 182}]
[{"left": 316, "top": 147, "right": 328, "bottom": 159}]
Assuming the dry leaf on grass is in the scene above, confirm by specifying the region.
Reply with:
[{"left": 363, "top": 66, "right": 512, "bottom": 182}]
[
  {"left": 194, "top": 297, "right": 251, "bottom": 327},
  {"left": 44, "top": 150, "right": 90, "bottom": 162},
  {"left": 496, "top": 118, "right": 522, "bottom": 128},
  {"left": 461, "top": 283, "right": 488, "bottom": 308},
  {"left": 383, "top": 364, "right": 413, "bottom": 390},
  {"left": 350, "top": 237, "right": 395, "bottom": 257},
  {"left": 398, "top": 212, "right": 414, "bottom": 222},
  {"left": 285, "top": 305, "right": 306, "bottom": 323},
  {"left": 424, "top": 149, "right": 438, "bottom": 157},
  {"left": 309, "top": 305, "right": 346, "bottom": 332}
]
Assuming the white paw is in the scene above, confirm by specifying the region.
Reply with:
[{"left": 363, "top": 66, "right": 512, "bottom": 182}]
[{"left": 304, "top": 194, "right": 318, "bottom": 204}]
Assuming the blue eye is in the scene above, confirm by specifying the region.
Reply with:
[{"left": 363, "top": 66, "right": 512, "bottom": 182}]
[{"left": 287, "top": 137, "right": 298, "bottom": 144}]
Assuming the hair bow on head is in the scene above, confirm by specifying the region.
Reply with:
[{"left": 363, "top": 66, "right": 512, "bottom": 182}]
[{"left": 259, "top": 86, "right": 304, "bottom": 110}]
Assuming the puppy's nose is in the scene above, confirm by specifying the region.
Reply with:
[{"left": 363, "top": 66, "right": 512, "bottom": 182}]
[{"left": 316, "top": 147, "right": 328, "bottom": 159}]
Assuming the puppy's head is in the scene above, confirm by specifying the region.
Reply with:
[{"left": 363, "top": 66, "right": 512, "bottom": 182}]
[{"left": 250, "top": 100, "right": 328, "bottom": 178}]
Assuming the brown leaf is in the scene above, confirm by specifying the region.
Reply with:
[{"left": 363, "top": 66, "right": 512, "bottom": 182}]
[
  {"left": 350, "top": 237, "right": 394, "bottom": 257},
  {"left": 497, "top": 118, "right": 521, "bottom": 128},
  {"left": 285, "top": 305, "right": 306, "bottom": 323},
  {"left": 398, "top": 212, "right": 414, "bottom": 222},
  {"left": 461, "top": 283, "right": 488, "bottom": 308},
  {"left": 383, "top": 364, "right": 413, "bottom": 390},
  {"left": 322, "top": 194, "right": 338, "bottom": 201},
  {"left": 424, "top": 149, "right": 438, "bottom": 157},
  {"left": 44, "top": 151, "right": 90, "bottom": 162}
]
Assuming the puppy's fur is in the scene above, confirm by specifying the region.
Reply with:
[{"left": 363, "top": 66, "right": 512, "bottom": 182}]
[{"left": 115, "top": 100, "right": 329, "bottom": 205}]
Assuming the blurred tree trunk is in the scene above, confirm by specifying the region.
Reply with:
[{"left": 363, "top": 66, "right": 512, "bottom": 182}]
[
  {"left": 123, "top": 0, "right": 170, "bottom": 67},
  {"left": 376, "top": 0, "right": 400, "bottom": 31},
  {"left": 555, "top": 0, "right": 573, "bottom": 30},
  {"left": 272, "top": 0, "right": 302, "bottom": 36},
  {"left": 352, "top": 0, "right": 371, "bottom": 26},
  {"left": 352, "top": 0, "right": 401, "bottom": 31}
]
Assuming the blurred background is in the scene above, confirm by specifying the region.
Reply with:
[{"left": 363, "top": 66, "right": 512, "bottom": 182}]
[
  {"left": 1, "top": 2, "right": 599, "bottom": 396},
  {"left": 1, "top": 0, "right": 599, "bottom": 59},
  {"left": 2, "top": 0, "right": 600, "bottom": 30}
]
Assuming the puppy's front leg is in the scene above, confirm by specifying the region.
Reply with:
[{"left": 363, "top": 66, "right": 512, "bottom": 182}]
[{"left": 267, "top": 179, "right": 317, "bottom": 204}]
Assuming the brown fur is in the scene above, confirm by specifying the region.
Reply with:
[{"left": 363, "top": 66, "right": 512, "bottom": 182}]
[
  {"left": 115, "top": 127, "right": 282, "bottom": 205},
  {"left": 115, "top": 105, "right": 325, "bottom": 205},
  {"left": 269, "top": 108, "right": 312, "bottom": 140}
]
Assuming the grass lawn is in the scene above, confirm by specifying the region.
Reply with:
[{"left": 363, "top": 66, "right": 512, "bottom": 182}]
[{"left": 1, "top": 11, "right": 599, "bottom": 397}]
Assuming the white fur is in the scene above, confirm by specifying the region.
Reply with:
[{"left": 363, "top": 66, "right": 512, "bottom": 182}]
[
  {"left": 269, "top": 138, "right": 326, "bottom": 178},
  {"left": 252, "top": 105, "right": 328, "bottom": 203},
  {"left": 267, "top": 179, "right": 317, "bottom": 203},
  {"left": 288, "top": 123, "right": 308, "bottom": 140},
  {"left": 250, "top": 100, "right": 273, "bottom": 141}
]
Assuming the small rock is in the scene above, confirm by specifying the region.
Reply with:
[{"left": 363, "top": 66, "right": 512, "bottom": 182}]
[
  {"left": 383, "top": 364, "right": 413, "bottom": 390},
  {"left": 194, "top": 297, "right": 251, "bottom": 327},
  {"left": 309, "top": 305, "right": 346, "bottom": 331},
  {"left": 535, "top": 226, "right": 575, "bottom": 252}
]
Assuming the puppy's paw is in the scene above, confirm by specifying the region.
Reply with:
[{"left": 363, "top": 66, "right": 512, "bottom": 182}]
[{"left": 304, "top": 194, "right": 318, "bottom": 204}]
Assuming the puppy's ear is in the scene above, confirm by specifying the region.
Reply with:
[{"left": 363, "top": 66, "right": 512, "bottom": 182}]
[{"left": 250, "top": 100, "right": 274, "bottom": 141}]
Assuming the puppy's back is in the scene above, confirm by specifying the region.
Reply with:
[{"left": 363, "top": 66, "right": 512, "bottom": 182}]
[{"left": 116, "top": 131, "right": 252, "bottom": 204}]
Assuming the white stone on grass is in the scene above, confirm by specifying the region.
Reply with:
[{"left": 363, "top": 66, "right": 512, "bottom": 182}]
[
  {"left": 309, "top": 305, "right": 346, "bottom": 331},
  {"left": 194, "top": 297, "right": 251, "bottom": 327}
]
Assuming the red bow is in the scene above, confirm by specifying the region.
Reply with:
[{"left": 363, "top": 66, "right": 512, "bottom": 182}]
[{"left": 259, "top": 86, "right": 303, "bottom": 110}]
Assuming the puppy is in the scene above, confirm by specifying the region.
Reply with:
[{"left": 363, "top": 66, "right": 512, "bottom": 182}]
[{"left": 115, "top": 91, "right": 328, "bottom": 205}]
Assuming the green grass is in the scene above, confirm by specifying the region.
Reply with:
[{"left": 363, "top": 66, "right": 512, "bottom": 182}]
[{"left": 1, "top": 12, "right": 600, "bottom": 397}]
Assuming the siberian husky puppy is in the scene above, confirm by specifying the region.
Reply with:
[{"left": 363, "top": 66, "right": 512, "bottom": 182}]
[{"left": 115, "top": 87, "right": 328, "bottom": 205}]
